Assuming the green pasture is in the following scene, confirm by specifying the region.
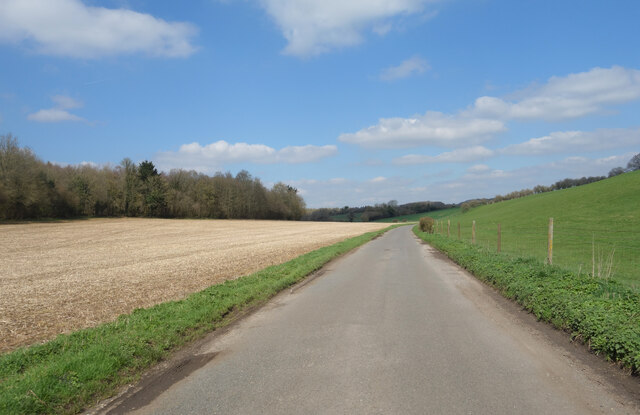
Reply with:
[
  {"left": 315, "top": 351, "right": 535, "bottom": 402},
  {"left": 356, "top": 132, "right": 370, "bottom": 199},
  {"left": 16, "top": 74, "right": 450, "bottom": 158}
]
[{"left": 428, "top": 171, "right": 640, "bottom": 287}]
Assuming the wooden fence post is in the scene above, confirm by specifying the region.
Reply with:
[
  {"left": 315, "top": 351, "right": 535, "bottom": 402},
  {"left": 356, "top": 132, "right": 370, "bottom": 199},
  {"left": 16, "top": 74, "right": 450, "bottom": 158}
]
[
  {"left": 472, "top": 220, "right": 476, "bottom": 245},
  {"left": 447, "top": 220, "right": 450, "bottom": 238},
  {"left": 497, "top": 223, "right": 501, "bottom": 253},
  {"left": 547, "top": 217, "right": 554, "bottom": 265}
]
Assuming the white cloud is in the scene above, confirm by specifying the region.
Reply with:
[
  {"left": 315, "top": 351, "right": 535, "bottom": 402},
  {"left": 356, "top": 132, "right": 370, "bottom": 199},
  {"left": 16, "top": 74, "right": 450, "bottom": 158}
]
[
  {"left": 502, "top": 128, "right": 640, "bottom": 155},
  {"left": 393, "top": 146, "right": 495, "bottom": 165},
  {"left": 471, "top": 66, "right": 640, "bottom": 121},
  {"left": 0, "top": 0, "right": 197, "bottom": 59},
  {"left": 341, "top": 66, "right": 640, "bottom": 151},
  {"left": 155, "top": 140, "right": 337, "bottom": 173},
  {"left": 259, "top": 0, "right": 437, "bottom": 57},
  {"left": 380, "top": 56, "right": 430, "bottom": 81},
  {"left": 339, "top": 111, "right": 505, "bottom": 149},
  {"left": 27, "top": 108, "right": 85, "bottom": 123},
  {"left": 51, "top": 95, "right": 82, "bottom": 109},
  {"left": 27, "top": 95, "right": 86, "bottom": 123},
  {"left": 466, "top": 164, "right": 491, "bottom": 174}
]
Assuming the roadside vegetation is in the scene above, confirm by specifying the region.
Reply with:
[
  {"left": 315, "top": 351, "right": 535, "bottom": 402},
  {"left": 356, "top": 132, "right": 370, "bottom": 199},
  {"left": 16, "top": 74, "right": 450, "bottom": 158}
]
[
  {"left": 0, "top": 225, "right": 398, "bottom": 414},
  {"left": 413, "top": 227, "right": 640, "bottom": 375},
  {"left": 422, "top": 171, "right": 640, "bottom": 287},
  {"left": 0, "top": 134, "right": 305, "bottom": 221}
]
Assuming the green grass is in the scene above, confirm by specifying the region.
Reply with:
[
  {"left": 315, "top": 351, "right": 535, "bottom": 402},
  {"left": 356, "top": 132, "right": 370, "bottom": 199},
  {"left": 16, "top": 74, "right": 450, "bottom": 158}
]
[
  {"left": 414, "top": 227, "right": 640, "bottom": 374},
  {"left": 375, "top": 207, "right": 461, "bottom": 223},
  {"left": 428, "top": 171, "right": 640, "bottom": 287},
  {"left": 0, "top": 225, "right": 400, "bottom": 415}
]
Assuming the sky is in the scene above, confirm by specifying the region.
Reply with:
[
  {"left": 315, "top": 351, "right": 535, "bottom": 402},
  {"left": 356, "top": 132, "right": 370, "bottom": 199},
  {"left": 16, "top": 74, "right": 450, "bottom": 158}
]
[{"left": 1, "top": 0, "right": 639, "bottom": 208}]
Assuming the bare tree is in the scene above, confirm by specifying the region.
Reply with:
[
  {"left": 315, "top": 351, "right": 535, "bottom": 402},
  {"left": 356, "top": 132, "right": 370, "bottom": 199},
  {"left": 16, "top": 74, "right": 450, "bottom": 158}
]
[
  {"left": 627, "top": 153, "right": 640, "bottom": 171},
  {"left": 608, "top": 167, "right": 626, "bottom": 177}
]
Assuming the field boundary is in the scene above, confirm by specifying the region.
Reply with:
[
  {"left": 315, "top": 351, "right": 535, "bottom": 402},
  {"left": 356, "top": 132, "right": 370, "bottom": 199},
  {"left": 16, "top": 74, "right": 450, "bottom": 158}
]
[
  {"left": 413, "top": 226, "right": 640, "bottom": 375},
  {"left": 0, "top": 225, "right": 402, "bottom": 415}
]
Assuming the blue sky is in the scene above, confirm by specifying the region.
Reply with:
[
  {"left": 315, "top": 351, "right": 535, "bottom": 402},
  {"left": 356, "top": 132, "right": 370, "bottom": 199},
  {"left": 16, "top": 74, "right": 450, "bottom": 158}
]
[{"left": 1, "top": 0, "right": 639, "bottom": 207}]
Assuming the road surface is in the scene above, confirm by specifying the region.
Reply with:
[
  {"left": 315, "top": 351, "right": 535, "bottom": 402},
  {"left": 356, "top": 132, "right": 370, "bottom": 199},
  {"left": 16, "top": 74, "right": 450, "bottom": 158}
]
[{"left": 99, "top": 226, "right": 639, "bottom": 414}]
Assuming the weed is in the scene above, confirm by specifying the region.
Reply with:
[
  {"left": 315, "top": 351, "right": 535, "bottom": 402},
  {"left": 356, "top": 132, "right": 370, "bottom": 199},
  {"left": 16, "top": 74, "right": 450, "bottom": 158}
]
[{"left": 419, "top": 217, "right": 435, "bottom": 233}]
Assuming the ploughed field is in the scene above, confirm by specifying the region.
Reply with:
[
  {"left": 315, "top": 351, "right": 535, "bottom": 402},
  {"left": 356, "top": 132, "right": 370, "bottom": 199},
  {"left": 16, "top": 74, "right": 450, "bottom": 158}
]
[{"left": 0, "top": 218, "right": 388, "bottom": 352}]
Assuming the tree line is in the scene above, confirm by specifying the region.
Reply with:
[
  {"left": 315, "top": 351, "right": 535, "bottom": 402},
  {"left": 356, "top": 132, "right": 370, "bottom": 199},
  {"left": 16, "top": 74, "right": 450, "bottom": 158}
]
[
  {"left": 303, "top": 200, "right": 454, "bottom": 222},
  {"left": 0, "top": 134, "right": 305, "bottom": 221}
]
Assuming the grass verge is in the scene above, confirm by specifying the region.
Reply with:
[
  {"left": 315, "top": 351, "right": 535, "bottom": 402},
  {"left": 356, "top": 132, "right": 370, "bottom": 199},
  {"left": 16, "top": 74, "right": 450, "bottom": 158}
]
[
  {"left": 413, "top": 226, "right": 640, "bottom": 375},
  {"left": 0, "top": 225, "right": 399, "bottom": 414}
]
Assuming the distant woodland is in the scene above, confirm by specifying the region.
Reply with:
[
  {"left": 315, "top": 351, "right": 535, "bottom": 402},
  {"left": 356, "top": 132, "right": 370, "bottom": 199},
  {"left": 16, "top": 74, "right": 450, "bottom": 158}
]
[
  {"left": 0, "top": 134, "right": 305, "bottom": 221},
  {"left": 303, "top": 201, "right": 454, "bottom": 222}
]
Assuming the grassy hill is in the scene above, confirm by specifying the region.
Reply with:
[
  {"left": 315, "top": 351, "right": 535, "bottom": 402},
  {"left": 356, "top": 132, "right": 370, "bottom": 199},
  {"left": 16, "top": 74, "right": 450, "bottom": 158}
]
[{"left": 425, "top": 171, "right": 640, "bottom": 287}]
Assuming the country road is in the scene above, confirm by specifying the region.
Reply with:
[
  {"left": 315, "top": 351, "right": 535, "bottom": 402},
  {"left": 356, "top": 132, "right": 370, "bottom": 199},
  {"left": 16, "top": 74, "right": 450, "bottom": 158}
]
[{"left": 98, "top": 226, "right": 640, "bottom": 414}]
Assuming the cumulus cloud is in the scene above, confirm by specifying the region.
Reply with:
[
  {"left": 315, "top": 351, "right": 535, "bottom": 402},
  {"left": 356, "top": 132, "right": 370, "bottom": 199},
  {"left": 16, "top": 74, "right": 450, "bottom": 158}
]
[
  {"left": 502, "top": 128, "right": 640, "bottom": 155},
  {"left": 339, "top": 111, "right": 505, "bottom": 149},
  {"left": 51, "top": 95, "right": 82, "bottom": 109},
  {"left": 341, "top": 66, "right": 640, "bottom": 150},
  {"left": 393, "top": 146, "right": 495, "bottom": 165},
  {"left": 0, "top": 0, "right": 197, "bottom": 58},
  {"left": 155, "top": 140, "right": 337, "bottom": 173},
  {"left": 27, "top": 95, "right": 87, "bottom": 123},
  {"left": 379, "top": 56, "right": 430, "bottom": 81},
  {"left": 27, "top": 108, "right": 85, "bottom": 123},
  {"left": 259, "top": 0, "right": 437, "bottom": 57},
  {"left": 471, "top": 66, "right": 640, "bottom": 121}
]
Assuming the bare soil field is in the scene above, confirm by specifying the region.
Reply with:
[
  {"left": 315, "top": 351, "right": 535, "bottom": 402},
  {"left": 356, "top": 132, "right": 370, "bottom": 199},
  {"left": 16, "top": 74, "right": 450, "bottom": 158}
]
[{"left": 0, "top": 218, "right": 388, "bottom": 352}]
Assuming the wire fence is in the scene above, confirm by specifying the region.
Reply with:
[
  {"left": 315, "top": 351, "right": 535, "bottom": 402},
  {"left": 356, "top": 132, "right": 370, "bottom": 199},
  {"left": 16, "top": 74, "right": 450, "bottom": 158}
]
[{"left": 433, "top": 218, "right": 640, "bottom": 290}]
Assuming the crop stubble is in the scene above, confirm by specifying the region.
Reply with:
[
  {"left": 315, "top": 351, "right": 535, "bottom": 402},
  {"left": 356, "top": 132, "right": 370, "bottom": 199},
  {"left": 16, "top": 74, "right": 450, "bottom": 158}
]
[{"left": 0, "top": 218, "right": 388, "bottom": 352}]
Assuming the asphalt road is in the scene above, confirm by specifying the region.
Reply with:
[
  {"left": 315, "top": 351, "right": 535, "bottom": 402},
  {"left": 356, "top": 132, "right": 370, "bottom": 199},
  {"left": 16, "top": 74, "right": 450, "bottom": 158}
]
[{"left": 101, "top": 226, "right": 639, "bottom": 414}]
